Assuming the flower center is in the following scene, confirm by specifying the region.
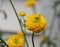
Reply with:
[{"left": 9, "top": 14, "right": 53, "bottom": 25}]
[
  {"left": 34, "top": 17, "right": 40, "bottom": 23},
  {"left": 14, "top": 38, "right": 18, "bottom": 44}
]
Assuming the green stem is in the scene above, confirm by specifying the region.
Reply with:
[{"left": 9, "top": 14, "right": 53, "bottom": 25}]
[
  {"left": 22, "top": 17, "right": 27, "bottom": 47},
  {"left": 8, "top": 0, "right": 29, "bottom": 47},
  {"left": 32, "top": 32, "right": 35, "bottom": 47},
  {"left": 0, "top": 37, "right": 9, "bottom": 47},
  {"left": 47, "top": 42, "right": 50, "bottom": 47}
]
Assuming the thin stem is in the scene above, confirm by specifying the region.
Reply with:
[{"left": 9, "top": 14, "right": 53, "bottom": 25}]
[
  {"left": 0, "top": 37, "right": 8, "bottom": 47},
  {"left": 31, "top": 5, "right": 36, "bottom": 47},
  {"left": 32, "top": 32, "right": 35, "bottom": 47},
  {"left": 8, "top": 0, "right": 29, "bottom": 47},
  {"left": 47, "top": 42, "right": 50, "bottom": 47},
  {"left": 22, "top": 17, "right": 27, "bottom": 47}
]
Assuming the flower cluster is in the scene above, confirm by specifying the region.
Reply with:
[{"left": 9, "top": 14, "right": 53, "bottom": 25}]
[
  {"left": 7, "top": 0, "right": 46, "bottom": 47},
  {"left": 0, "top": 0, "right": 47, "bottom": 47}
]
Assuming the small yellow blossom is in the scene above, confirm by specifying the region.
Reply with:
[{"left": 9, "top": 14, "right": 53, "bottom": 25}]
[
  {"left": 25, "top": 13, "right": 46, "bottom": 33},
  {"left": 16, "top": 31, "right": 24, "bottom": 36},
  {"left": 7, "top": 35, "right": 24, "bottom": 47},
  {"left": 27, "top": 0, "right": 35, "bottom": 1},
  {"left": 18, "top": 11, "right": 26, "bottom": 16},
  {"left": 26, "top": 0, "right": 35, "bottom": 7},
  {"left": 40, "top": 36, "right": 48, "bottom": 42}
]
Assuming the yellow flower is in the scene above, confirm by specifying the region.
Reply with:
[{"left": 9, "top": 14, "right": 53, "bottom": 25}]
[
  {"left": 16, "top": 31, "right": 23, "bottom": 36},
  {"left": 26, "top": 0, "right": 35, "bottom": 7},
  {"left": 18, "top": 11, "right": 26, "bottom": 16},
  {"left": 40, "top": 36, "right": 48, "bottom": 42},
  {"left": 25, "top": 13, "right": 46, "bottom": 33},
  {"left": 27, "top": 0, "right": 35, "bottom": 1},
  {"left": 7, "top": 35, "right": 24, "bottom": 47}
]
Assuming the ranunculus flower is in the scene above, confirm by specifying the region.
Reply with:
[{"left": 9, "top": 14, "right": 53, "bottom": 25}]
[
  {"left": 25, "top": 13, "right": 46, "bottom": 33},
  {"left": 7, "top": 34, "right": 24, "bottom": 47}
]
